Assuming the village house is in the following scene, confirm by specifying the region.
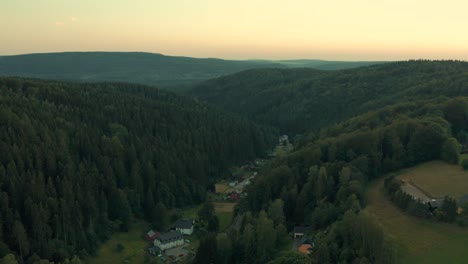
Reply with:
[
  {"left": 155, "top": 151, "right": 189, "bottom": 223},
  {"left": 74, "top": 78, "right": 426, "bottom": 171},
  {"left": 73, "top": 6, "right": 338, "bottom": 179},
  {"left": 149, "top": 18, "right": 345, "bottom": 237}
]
[
  {"left": 145, "top": 230, "right": 160, "bottom": 241},
  {"left": 298, "top": 244, "right": 313, "bottom": 254},
  {"left": 293, "top": 226, "right": 310, "bottom": 238},
  {"left": 229, "top": 191, "right": 240, "bottom": 201},
  {"left": 148, "top": 245, "right": 162, "bottom": 255},
  {"left": 229, "top": 180, "right": 238, "bottom": 187},
  {"left": 154, "top": 231, "right": 184, "bottom": 250},
  {"left": 174, "top": 219, "right": 194, "bottom": 235}
]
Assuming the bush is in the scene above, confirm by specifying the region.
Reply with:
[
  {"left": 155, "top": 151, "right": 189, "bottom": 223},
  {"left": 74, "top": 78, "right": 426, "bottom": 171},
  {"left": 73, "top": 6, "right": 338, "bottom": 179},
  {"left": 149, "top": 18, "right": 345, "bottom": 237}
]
[
  {"left": 462, "top": 159, "right": 468, "bottom": 170},
  {"left": 116, "top": 243, "right": 125, "bottom": 253}
]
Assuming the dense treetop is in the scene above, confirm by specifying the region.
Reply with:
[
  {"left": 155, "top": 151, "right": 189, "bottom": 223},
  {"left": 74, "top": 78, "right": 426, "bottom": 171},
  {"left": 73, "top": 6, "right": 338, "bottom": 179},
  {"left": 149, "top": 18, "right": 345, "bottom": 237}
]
[{"left": 0, "top": 78, "right": 275, "bottom": 262}]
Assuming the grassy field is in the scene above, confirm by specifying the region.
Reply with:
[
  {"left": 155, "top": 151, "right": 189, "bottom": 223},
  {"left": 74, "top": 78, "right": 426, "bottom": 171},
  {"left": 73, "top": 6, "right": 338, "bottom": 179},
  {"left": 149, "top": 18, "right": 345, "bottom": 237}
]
[
  {"left": 398, "top": 160, "right": 468, "bottom": 199},
  {"left": 365, "top": 169, "right": 468, "bottom": 264},
  {"left": 459, "top": 153, "right": 468, "bottom": 164},
  {"left": 215, "top": 183, "right": 231, "bottom": 194},
  {"left": 217, "top": 211, "right": 234, "bottom": 232},
  {"left": 214, "top": 202, "right": 235, "bottom": 232},
  {"left": 214, "top": 202, "right": 236, "bottom": 213},
  {"left": 90, "top": 220, "right": 150, "bottom": 264}
]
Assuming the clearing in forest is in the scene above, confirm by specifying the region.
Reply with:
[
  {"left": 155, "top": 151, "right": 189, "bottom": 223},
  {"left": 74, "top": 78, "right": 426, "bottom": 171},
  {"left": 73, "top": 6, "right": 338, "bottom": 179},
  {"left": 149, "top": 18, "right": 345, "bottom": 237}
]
[
  {"left": 398, "top": 160, "right": 468, "bottom": 199},
  {"left": 364, "top": 164, "right": 468, "bottom": 264},
  {"left": 214, "top": 202, "right": 236, "bottom": 213}
]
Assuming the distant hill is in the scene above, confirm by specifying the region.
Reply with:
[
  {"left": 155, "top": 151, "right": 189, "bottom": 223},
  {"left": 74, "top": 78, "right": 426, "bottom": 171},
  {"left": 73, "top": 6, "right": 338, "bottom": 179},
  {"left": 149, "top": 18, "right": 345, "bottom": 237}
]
[
  {"left": 275, "top": 59, "right": 384, "bottom": 70},
  {"left": 0, "top": 52, "right": 383, "bottom": 88},
  {"left": 190, "top": 60, "right": 468, "bottom": 134}
]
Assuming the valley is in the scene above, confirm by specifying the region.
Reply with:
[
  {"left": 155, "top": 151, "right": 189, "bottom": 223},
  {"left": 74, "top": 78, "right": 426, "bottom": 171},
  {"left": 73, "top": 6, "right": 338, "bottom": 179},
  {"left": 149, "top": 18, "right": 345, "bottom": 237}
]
[
  {"left": 3, "top": 1, "right": 468, "bottom": 263},
  {"left": 2, "top": 61, "right": 468, "bottom": 264}
]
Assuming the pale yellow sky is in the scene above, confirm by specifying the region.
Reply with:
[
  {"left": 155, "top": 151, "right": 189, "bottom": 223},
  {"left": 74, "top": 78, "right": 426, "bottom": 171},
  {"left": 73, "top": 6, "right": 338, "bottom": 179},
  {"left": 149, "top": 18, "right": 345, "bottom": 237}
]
[{"left": 1, "top": 0, "right": 468, "bottom": 60}]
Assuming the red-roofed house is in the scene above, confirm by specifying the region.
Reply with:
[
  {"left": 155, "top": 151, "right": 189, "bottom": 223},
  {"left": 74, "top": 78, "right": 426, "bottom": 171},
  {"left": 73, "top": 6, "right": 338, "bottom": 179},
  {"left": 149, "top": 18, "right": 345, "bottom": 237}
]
[{"left": 146, "top": 230, "right": 161, "bottom": 241}]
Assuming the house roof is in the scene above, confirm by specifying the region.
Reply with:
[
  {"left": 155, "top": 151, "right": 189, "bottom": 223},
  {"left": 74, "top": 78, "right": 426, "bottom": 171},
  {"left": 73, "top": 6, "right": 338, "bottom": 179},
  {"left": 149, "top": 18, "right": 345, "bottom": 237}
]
[
  {"left": 157, "top": 231, "right": 183, "bottom": 244},
  {"left": 298, "top": 244, "right": 312, "bottom": 254},
  {"left": 300, "top": 235, "right": 313, "bottom": 245},
  {"left": 146, "top": 230, "right": 160, "bottom": 240},
  {"left": 149, "top": 246, "right": 162, "bottom": 254},
  {"left": 174, "top": 219, "right": 193, "bottom": 229},
  {"left": 428, "top": 199, "right": 444, "bottom": 208},
  {"left": 294, "top": 226, "right": 310, "bottom": 234}
]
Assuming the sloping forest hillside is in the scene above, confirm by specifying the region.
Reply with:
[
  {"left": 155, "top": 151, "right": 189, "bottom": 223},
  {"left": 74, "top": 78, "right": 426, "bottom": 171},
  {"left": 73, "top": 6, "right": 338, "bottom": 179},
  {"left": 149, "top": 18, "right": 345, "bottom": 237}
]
[
  {"left": 190, "top": 60, "right": 468, "bottom": 134},
  {"left": 219, "top": 97, "right": 467, "bottom": 264},
  {"left": 0, "top": 78, "right": 275, "bottom": 262}
]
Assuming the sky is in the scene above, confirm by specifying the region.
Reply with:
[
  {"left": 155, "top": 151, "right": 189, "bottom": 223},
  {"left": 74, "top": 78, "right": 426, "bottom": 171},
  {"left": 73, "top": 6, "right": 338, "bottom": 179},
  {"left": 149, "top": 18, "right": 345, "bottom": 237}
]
[{"left": 1, "top": 0, "right": 468, "bottom": 60}]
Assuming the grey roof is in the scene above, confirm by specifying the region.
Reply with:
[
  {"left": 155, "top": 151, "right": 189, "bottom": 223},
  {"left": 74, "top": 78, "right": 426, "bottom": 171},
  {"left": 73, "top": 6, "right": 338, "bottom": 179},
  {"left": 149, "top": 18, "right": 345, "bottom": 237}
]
[
  {"left": 294, "top": 226, "right": 310, "bottom": 234},
  {"left": 428, "top": 199, "right": 444, "bottom": 208},
  {"left": 157, "top": 231, "right": 183, "bottom": 244},
  {"left": 175, "top": 219, "right": 193, "bottom": 229}
]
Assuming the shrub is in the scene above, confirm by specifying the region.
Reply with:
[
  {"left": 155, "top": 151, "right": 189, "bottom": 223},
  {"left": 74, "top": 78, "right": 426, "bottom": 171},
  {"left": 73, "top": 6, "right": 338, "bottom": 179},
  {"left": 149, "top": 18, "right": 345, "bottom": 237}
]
[
  {"left": 116, "top": 243, "right": 125, "bottom": 253},
  {"left": 462, "top": 159, "right": 468, "bottom": 170}
]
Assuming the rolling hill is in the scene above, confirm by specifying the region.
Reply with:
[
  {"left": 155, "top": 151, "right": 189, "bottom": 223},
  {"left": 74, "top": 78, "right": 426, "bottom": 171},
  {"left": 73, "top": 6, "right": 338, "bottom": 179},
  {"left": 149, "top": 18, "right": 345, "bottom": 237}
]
[
  {"left": 190, "top": 60, "right": 468, "bottom": 134},
  {"left": 0, "top": 52, "right": 382, "bottom": 88}
]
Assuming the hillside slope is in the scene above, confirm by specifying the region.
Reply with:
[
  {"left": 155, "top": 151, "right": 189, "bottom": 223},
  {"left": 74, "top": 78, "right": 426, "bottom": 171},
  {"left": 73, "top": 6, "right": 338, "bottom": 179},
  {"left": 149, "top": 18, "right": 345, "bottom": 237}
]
[
  {"left": 190, "top": 61, "right": 468, "bottom": 134},
  {"left": 0, "top": 77, "right": 275, "bottom": 262}
]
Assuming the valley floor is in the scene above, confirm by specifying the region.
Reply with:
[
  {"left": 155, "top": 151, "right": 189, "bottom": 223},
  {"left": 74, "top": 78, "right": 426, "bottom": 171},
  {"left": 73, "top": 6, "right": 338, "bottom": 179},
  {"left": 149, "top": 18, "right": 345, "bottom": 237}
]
[{"left": 364, "top": 168, "right": 468, "bottom": 264}]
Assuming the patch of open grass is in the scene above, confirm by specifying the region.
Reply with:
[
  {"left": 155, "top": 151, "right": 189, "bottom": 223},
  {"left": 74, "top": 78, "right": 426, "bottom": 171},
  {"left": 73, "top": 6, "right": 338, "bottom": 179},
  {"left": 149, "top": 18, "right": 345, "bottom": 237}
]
[
  {"left": 216, "top": 211, "right": 234, "bottom": 232},
  {"left": 364, "top": 171, "right": 468, "bottom": 264},
  {"left": 90, "top": 220, "right": 150, "bottom": 264},
  {"left": 398, "top": 160, "right": 468, "bottom": 199},
  {"left": 179, "top": 204, "right": 202, "bottom": 220},
  {"left": 459, "top": 153, "right": 468, "bottom": 164}
]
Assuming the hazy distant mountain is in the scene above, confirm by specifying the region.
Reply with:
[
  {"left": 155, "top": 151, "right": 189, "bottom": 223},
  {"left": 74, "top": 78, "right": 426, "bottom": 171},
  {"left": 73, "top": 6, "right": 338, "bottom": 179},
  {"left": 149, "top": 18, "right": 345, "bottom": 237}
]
[{"left": 0, "top": 52, "right": 383, "bottom": 88}]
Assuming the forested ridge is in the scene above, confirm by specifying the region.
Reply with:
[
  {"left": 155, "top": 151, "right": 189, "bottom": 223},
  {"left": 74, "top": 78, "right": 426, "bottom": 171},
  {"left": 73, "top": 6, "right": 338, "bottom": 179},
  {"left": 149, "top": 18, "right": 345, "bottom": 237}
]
[
  {"left": 0, "top": 52, "right": 381, "bottom": 88},
  {"left": 190, "top": 60, "right": 468, "bottom": 134},
  {"left": 0, "top": 78, "right": 275, "bottom": 262},
  {"left": 212, "top": 96, "right": 466, "bottom": 264},
  {"left": 188, "top": 61, "right": 468, "bottom": 263}
]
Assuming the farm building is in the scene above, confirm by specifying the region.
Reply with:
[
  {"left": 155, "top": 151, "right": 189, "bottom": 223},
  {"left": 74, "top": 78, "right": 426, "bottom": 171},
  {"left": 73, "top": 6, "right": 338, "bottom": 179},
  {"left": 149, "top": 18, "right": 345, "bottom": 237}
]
[
  {"left": 174, "top": 219, "right": 194, "bottom": 235},
  {"left": 154, "top": 231, "right": 184, "bottom": 250}
]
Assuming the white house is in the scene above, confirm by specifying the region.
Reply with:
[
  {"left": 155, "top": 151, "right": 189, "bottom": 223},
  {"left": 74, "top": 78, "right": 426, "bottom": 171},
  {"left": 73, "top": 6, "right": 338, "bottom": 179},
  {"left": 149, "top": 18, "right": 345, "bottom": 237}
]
[
  {"left": 154, "top": 231, "right": 184, "bottom": 250},
  {"left": 229, "top": 180, "right": 238, "bottom": 187},
  {"left": 174, "top": 219, "right": 194, "bottom": 235}
]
